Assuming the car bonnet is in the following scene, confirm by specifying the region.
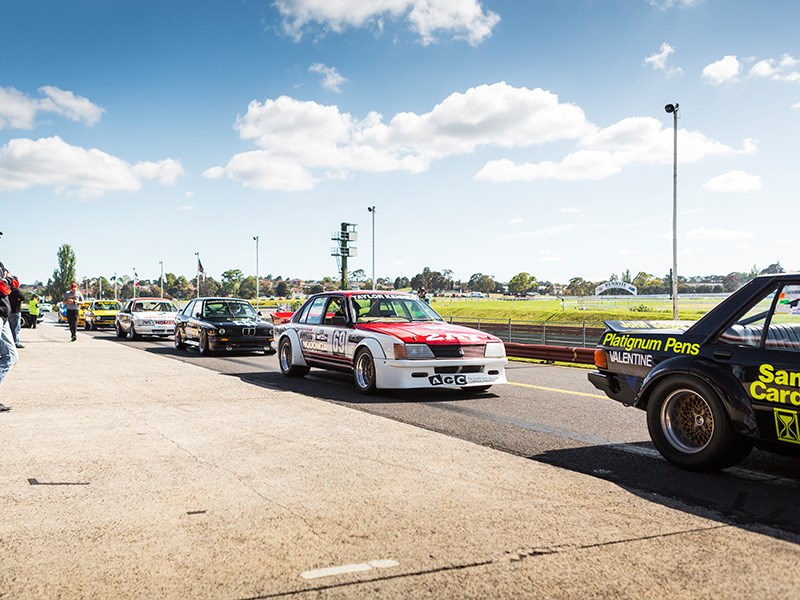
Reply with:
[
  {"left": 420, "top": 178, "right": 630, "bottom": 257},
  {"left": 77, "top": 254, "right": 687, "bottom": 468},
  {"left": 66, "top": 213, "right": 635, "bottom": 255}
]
[{"left": 355, "top": 321, "right": 499, "bottom": 344}]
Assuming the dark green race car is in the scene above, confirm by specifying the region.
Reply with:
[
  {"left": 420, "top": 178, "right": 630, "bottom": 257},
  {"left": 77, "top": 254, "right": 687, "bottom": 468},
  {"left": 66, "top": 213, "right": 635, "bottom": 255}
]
[{"left": 589, "top": 273, "right": 800, "bottom": 471}]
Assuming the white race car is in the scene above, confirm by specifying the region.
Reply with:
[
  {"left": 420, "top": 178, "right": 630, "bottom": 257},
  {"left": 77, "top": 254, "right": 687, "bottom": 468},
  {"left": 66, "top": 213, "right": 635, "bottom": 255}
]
[
  {"left": 274, "top": 291, "right": 507, "bottom": 394},
  {"left": 115, "top": 297, "right": 178, "bottom": 340}
]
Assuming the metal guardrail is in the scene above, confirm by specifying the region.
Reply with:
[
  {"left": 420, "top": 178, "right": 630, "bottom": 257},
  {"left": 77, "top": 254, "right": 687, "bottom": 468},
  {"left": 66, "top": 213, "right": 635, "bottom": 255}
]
[
  {"left": 445, "top": 317, "right": 605, "bottom": 348},
  {"left": 504, "top": 343, "right": 596, "bottom": 365}
]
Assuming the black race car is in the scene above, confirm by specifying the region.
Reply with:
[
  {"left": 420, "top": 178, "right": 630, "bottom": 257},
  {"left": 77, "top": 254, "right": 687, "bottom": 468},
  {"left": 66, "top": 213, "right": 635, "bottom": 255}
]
[
  {"left": 174, "top": 297, "right": 275, "bottom": 355},
  {"left": 589, "top": 273, "right": 800, "bottom": 471}
]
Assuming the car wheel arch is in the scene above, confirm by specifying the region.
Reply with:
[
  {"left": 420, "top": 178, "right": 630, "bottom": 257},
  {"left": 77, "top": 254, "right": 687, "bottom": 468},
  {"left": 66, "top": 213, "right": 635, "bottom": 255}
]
[
  {"left": 638, "top": 357, "right": 758, "bottom": 438},
  {"left": 277, "top": 329, "right": 309, "bottom": 368}
]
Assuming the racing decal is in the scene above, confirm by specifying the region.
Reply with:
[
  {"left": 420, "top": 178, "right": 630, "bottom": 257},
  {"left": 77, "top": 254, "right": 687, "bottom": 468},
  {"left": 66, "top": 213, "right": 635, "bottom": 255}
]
[
  {"left": 601, "top": 333, "right": 699, "bottom": 356},
  {"left": 348, "top": 334, "right": 366, "bottom": 344},
  {"left": 429, "top": 373, "right": 495, "bottom": 386},
  {"left": 750, "top": 364, "right": 800, "bottom": 406},
  {"left": 607, "top": 351, "right": 653, "bottom": 367},
  {"left": 774, "top": 408, "right": 800, "bottom": 445},
  {"left": 430, "top": 374, "right": 468, "bottom": 386},
  {"left": 607, "top": 320, "right": 694, "bottom": 331},
  {"left": 332, "top": 330, "right": 347, "bottom": 355},
  {"left": 424, "top": 332, "right": 485, "bottom": 343}
]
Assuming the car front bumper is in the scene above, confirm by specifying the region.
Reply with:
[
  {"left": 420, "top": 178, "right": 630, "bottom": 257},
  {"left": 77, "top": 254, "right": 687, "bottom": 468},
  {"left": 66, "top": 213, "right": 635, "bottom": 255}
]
[
  {"left": 376, "top": 357, "right": 508, "bottom": 389},
  {"left": 208, "top": 335, "right": 274, "bottom": 351}
]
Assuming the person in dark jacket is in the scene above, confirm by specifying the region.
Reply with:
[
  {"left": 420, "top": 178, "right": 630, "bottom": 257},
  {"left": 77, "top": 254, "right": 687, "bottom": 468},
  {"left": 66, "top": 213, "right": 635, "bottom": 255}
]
[
  {"left": 5, "top": 270, "right": 25, "bottom": 348},
  {"left": 0, "top": 261, "right": 18, "bottom": 410}
]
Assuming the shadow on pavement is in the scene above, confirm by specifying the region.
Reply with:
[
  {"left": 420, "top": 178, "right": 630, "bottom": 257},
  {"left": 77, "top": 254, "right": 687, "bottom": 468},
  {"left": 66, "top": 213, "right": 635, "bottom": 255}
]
[{"left": 531, "top": 443, "right": 800, "bottom": 542}]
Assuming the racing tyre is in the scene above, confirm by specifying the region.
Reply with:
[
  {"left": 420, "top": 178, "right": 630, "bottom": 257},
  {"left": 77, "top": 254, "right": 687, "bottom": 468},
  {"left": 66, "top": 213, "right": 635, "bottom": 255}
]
[
  {"left": 129, "top": 325, "right": 140, "bottom": 341},
  {"left": 646, "top": 375, "right": 752, "bottom": 471},
  {"left": 353, "top": 348, "right": 378, "bottom": 395},
  {"left": 116, "top": 324, "right": 126, "bottom": 338},
  {"left": 174, "top": 330, "right": 186, "bottom": 350},
  {"left": 198, "top": 331, "right": 211, "bottom": 355},
  {"left": 278, "top": 338, "right": 309, "bottom": 377}
]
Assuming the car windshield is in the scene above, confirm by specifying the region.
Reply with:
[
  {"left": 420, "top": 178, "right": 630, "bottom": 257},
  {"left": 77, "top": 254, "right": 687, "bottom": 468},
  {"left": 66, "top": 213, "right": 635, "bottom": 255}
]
[
  {"left": 133, "top": 301, "right": 177, "bottom": 312},
  {"left": 202, "top": 301, "right": 257, "bottom": 320},
  {"left": 351, "top": 295, "right": 444, "bottom": 323},
  {"left": 95, "top": 302, "right": 121, "bottom": 310}
]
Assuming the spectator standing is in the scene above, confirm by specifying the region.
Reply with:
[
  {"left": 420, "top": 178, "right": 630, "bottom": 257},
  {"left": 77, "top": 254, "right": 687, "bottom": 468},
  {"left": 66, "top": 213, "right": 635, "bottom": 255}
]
[
  {"left": 28, "top": 295, "right": 40, "bottom": 329},
  {"left": 0, "top": 261, "right": 18, "bottom": 410},
  {"left": 5, "top": 269, "right": 25, "bottom": 349},
  {"left": 62, "top": 282, "right": 84, "bottom": 342},
  {"left": 417, "top": 287, "right": 430, "bottom": 304}
]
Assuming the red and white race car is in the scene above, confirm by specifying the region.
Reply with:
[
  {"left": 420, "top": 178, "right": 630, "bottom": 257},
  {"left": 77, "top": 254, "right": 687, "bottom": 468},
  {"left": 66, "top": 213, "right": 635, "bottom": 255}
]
[{"left": 274, "top": 291, "right": 508, "bottom": 394}]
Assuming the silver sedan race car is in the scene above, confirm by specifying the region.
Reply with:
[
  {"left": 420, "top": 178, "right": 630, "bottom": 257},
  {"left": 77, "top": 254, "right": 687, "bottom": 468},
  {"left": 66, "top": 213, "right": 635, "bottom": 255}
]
[
  {"left": 115, "top": 297, "right": 178, "bottom": 340},
  {"left": 274, "top": 291, "right": 508, "bottom": 394}
]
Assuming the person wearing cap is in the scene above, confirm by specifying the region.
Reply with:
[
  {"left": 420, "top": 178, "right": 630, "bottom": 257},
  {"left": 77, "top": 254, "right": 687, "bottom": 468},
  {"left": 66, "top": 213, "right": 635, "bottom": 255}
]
[
  {"left": 0, "top": 260, "right": 18, "bottom": 411},
  {"left": 62, "top": 282, "right": 84, "bottom": 342},
  {"left": 5, "top": 270, "right": 25, "bottom": 348}
]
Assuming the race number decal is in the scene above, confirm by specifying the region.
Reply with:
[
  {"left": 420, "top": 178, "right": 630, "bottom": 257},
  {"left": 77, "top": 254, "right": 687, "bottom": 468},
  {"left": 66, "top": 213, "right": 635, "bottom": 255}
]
[{"left": 332, "top": 330, "right": 348, "bottom": 355}]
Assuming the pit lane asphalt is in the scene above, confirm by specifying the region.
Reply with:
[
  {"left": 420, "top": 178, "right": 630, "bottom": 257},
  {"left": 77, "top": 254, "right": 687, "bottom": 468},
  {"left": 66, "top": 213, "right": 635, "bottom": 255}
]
[
  {"left": 7, "top": 319, "right": 800, "bottom": 598},
  {"left": 78, "top": 322, "right": 800, "bottom": 538}
]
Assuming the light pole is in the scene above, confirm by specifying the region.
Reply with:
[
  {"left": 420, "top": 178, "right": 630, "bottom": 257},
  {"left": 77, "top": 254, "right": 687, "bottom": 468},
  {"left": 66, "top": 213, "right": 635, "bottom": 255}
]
[
  {"left": 253, "top": 236, "right": 259, "bottom": 306},
  {"left": 367, "top": 206, "right": 375, "bottom": 290},
  {"left": 665, "top": 102, "right": 679, "bottom": 320},
  {"left": 159, "top": 261, "right": 164, "bottom": 298}
]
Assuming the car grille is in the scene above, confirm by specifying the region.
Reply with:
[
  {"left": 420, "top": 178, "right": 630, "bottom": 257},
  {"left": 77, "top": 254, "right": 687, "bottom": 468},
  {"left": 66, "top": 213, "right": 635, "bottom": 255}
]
[{"left": 429, "top": 344, "right": 485, "bottom": 358}]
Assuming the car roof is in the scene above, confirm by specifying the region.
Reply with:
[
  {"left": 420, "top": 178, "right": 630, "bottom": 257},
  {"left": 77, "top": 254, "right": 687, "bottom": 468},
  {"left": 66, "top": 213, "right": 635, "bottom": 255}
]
[
  {"left": 311, "top": 291, "right": 415, "bottom": 299},
  {"left": 193, "top": 297, "right": 252, "bottom": 302}
]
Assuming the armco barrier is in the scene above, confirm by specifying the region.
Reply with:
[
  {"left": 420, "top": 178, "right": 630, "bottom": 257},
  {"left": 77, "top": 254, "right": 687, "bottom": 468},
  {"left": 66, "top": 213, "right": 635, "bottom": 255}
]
[{"left": 504, "top": 342, "right": 596, "bottom": 365}]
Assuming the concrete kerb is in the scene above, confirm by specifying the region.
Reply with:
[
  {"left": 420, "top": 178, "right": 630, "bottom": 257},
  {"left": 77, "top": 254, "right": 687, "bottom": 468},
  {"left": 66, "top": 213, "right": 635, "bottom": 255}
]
[{"left": 1, "top": 321, "right": 798, "bottom": 598}]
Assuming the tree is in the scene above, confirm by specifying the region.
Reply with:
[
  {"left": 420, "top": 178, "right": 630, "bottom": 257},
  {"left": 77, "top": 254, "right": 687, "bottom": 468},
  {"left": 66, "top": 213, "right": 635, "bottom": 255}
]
[
  {"left": 47, "top": 244, "right": 77, "bottom": 301},
  {"left": 393, "top": 276, "right": 409, "bottom": 290},
  {"left": 275, "top": 281, "right": 289, "bottom": 297},
  {"left": 220, "top": 269, "right": 244, "bottom": 297},
  {"left": 508, "top": 272, "right": 533, "bottom": 295},
  {"left": 760, "top": 262, "right": 785, "bottom": 275},
  {"left": 468, "top": 273, "right": 496, "bottom": 294},
  {"left": 239, "top": 276, "right": 257, "bottom": 299}
]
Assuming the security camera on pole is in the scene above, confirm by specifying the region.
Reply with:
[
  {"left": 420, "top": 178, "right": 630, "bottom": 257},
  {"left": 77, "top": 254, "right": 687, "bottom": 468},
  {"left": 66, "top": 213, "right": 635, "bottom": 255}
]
[{"left": 664, "top": 102, "right": 679, "bottom": 320}]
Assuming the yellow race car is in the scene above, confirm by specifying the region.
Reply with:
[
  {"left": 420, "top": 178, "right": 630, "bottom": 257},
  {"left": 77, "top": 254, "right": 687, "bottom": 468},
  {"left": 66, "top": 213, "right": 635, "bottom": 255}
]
[{"left": 82, "top": 300, "right": 122, "bottom": 330}]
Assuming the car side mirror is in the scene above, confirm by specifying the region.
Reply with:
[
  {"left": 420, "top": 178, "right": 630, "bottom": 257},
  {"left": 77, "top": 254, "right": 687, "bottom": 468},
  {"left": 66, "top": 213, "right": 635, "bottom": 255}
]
[
  {"left": 195, "top": 312, "right": 202, "bottom": 318},
  {"left": 257, "top": 311, "right": 263, "bottom": 317}
]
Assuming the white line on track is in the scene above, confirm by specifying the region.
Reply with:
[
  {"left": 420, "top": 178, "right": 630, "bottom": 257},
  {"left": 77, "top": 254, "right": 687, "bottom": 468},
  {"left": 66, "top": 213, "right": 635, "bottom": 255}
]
[{"left": 301, "top": 559, "right": 400, "bottom": 580}]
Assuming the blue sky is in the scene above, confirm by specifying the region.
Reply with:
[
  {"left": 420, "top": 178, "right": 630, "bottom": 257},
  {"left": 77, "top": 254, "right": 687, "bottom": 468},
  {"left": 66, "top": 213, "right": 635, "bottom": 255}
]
[{"left": 1, "top": 0, "right": 799, "bottom": 286}]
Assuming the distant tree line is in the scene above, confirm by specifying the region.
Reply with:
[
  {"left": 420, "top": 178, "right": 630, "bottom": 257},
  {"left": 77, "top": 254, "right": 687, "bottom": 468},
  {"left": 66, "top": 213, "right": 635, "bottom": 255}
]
[{"left": 28, "top": 245, "right": 789, "bottom": 301}]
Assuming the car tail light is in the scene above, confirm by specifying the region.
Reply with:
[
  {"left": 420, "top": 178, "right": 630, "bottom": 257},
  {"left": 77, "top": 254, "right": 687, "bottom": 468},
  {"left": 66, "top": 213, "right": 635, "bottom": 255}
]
[{"left": 594, "top": 349, "right": 607, "bottom": 369}]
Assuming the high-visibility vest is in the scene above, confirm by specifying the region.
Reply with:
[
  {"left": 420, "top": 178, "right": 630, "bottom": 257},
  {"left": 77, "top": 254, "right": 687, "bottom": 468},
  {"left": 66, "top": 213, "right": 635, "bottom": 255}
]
[{"left": 29, "top": 298, "right": 40, "bottom": 316}]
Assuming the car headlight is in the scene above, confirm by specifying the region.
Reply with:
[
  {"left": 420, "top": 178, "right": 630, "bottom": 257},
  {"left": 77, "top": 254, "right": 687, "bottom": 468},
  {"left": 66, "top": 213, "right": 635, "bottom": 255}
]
[
  {"left": 394, "top": 343, "right": 435, "bottom": 359},
  {"left": 484, "top": 342, "right": 506, "bottom": 358},
  {"left": 138, "top": 319, "right": 155, "bottom": 326},
  {"left": 218, "top": 328, "right": 226, "bottom": 335}
]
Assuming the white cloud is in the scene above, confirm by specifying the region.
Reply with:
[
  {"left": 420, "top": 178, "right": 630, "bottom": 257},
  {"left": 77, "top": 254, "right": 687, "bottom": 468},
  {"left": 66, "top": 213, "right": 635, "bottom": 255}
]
[
  {"left": 0, "top": 136, "right": 183, "bottom": 199},
  {"left": 749, "top": 54, "right": 800, "bottom": 82},
  {"left": 792, "top": 102, "right": 800, "bottom": 110},
  {"left": 475, "top": 116, "right": 755, "bottom": 183},
  {"left": 508, "top": 217, "right": 523, "bottom": 224},
  {"left": 644, "top": 42, "right": 683, "bottom": 76},
  {"left": 0, "top": 85, "right": 104, "bottom": 129},
  {"left": 309, "top": 63, "right": 347, "bottom": 93},
  {"left": 178, "top": 205, "right": 194, "bottom": 211},
  {"left": 686, "top": 226, "right": 753, "bottom": 241},
  {"left": 503, "top": 224, "right": 581, "bottom": 240},
  {"left": 647, "top": 0, "right": 700, "bottom": 8},
  {"left": 702, "top": 170, "right": 762, "bottom": 193},
  {"left": 207, "top": 83, "right": 593, "bottom": 191},
  {"left": 702, "top": 55, "right": 741, "bottom": 85},
  {"left": 275, "top": 0, "right": 500, "bottom": 46},
  {"left": 560, "top": 207, "right": 582, "bottom": 214}
]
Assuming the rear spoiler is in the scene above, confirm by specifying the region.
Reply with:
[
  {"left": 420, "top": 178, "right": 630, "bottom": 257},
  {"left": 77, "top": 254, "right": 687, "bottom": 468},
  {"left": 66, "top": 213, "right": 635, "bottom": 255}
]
[{"left": 603, "top": 320, "right": 695, "bottom": 334}]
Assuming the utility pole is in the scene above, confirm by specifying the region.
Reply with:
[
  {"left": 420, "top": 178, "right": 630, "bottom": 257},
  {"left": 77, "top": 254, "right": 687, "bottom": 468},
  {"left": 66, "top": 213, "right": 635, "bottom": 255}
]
[
  {"left": 665, "top": 102, "right": 679, "bottom": 320},
  {"left": 159, "top": 261, "right": 164, "bottom": 298},
  {"left": 367, "top": 206, "right": 376, "bottom": 290},
  {"left": 253, "top": 236, "right": 260, "bottom": 306},
  {"left": 331, "top": 223, "right": 357, "bottom": 290}
]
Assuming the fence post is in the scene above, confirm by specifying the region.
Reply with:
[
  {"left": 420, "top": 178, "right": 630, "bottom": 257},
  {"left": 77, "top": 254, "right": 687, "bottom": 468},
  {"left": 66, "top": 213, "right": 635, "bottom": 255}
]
[
  {"left": 508, "top": 318, "right": 512, "bottom": 343},
  {"left": 543, "top": 322, "right": 546, "bottom": 345},
  {"left": 477, "top": 318, "right": 481, "bottom": 331},
  {"left": 582, "top": 321, "right": 586, "bottom": 347}
]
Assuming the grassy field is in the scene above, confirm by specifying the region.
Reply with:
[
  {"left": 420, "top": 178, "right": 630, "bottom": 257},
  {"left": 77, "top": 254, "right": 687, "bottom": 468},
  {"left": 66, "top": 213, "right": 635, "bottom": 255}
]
[{"left": 429, "top": 295, "right": 726, "bottom": 324}]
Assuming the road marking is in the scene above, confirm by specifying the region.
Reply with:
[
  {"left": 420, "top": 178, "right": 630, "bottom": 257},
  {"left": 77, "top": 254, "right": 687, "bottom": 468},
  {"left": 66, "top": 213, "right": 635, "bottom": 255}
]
[
  {"left": 301, "top": 559, "right": 399, "bottom": 580},
  {"left": 509, "top": 381, "right": 606, "bottom": 399}
]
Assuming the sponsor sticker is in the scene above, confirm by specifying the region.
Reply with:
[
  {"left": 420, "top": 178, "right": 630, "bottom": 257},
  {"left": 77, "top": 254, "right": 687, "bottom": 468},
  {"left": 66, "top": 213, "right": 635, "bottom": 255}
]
[
  {"left": 774, "top": 408, "right": 800, "bottom": 445},
  {"left": 428, "top": 373, "right": 495, "bottom": 386},
  {"left": 607, "top": 350, "right": 653, "bottom": 367}
]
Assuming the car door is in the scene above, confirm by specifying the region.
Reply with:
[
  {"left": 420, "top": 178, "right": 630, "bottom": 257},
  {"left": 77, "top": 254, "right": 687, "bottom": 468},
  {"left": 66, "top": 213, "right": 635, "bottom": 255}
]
[
  {"left": 179, "top": 300, "right": 197, "bottom": 341},
  {"left": 298, "top": 296, "right": 328, "bottom": 362},
  {"left": 319, "top": 295, "right": 350, "bottom": 368},
  {"left": 711, "top": 278, "right": 800, "bottom": 446}
]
